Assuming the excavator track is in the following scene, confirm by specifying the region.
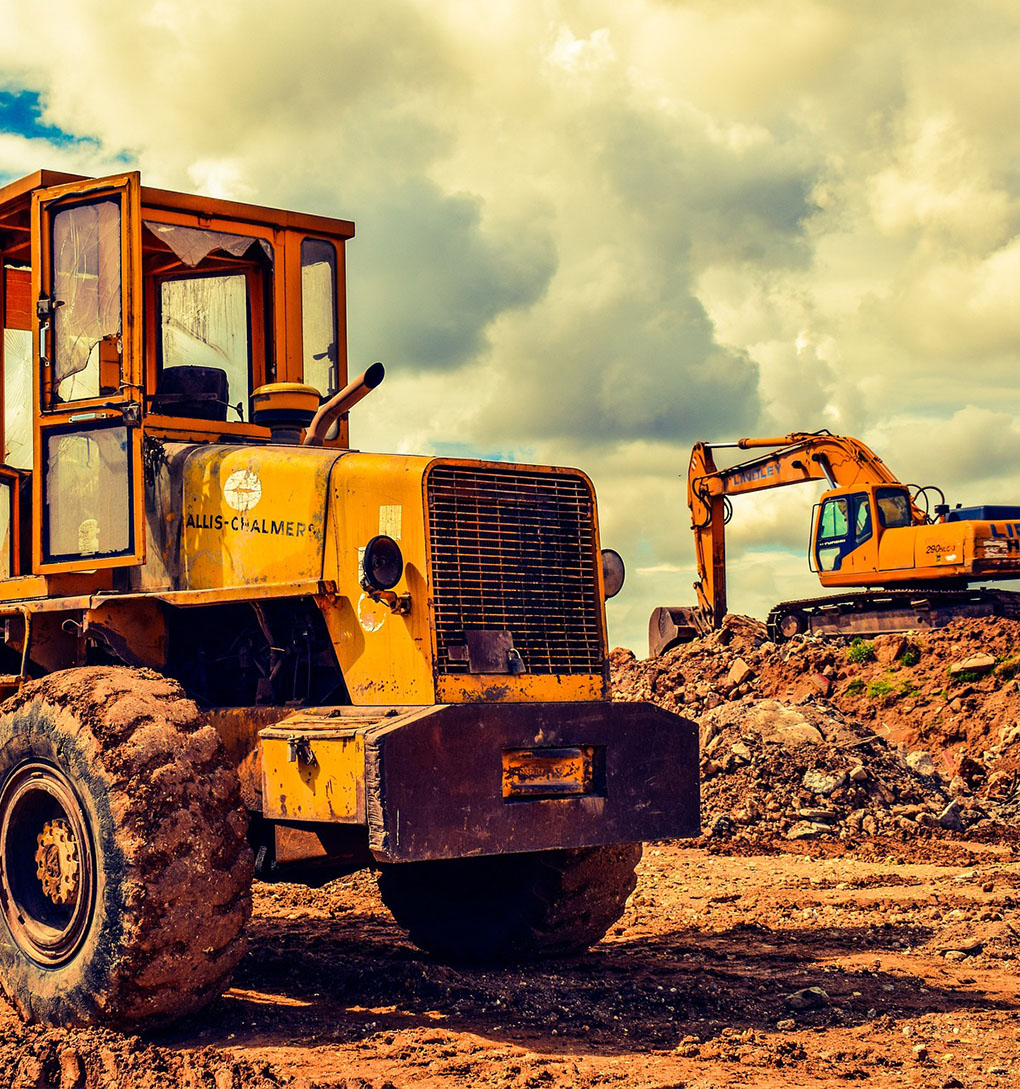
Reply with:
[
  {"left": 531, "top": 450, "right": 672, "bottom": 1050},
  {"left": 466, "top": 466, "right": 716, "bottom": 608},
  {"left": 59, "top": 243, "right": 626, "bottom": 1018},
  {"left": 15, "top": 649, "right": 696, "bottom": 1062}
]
[{"left": 766, "top": 587, "right": 1020, "bottom": 643}]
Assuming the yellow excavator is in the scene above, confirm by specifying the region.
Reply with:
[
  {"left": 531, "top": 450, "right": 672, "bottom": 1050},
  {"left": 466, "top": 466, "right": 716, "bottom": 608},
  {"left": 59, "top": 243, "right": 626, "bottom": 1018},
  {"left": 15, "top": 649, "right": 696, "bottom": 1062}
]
[{"left": 649, "top": 431, "right": 1020, "bottom": 655}]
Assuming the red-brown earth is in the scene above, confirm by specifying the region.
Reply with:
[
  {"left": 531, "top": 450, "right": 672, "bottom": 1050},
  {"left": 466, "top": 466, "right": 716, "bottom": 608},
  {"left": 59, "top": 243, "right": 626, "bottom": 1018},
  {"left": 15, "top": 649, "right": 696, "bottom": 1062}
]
[{"left": 4, "top": 615, "right": 1020, "bottom": 1087}]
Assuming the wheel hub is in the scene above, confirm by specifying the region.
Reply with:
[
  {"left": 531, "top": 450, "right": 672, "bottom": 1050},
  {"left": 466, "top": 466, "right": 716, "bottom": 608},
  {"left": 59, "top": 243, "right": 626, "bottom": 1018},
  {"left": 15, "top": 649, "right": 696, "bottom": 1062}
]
[
  {"left": 0, "top": 761, "right": 95, "bottom": 965},
  {"left": 779, "top": 611, "right": 806, "bottom": 638},
  {"left": 35, "top": 819, "right": 80, "bottom": 906}
]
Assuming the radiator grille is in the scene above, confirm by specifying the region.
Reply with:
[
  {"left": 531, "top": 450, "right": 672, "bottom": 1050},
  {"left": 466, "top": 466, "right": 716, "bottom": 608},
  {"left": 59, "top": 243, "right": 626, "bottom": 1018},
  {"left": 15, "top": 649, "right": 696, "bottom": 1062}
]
[{"left": 427, "top": 465, "right": 604, "bottom": 675}]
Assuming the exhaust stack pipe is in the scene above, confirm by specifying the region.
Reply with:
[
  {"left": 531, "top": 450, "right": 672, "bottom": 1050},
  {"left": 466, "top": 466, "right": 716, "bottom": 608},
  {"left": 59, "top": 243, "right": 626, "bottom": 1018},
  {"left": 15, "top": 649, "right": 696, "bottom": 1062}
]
[{"left": 303, "top": 362, "right": 385, "bottom": 446}]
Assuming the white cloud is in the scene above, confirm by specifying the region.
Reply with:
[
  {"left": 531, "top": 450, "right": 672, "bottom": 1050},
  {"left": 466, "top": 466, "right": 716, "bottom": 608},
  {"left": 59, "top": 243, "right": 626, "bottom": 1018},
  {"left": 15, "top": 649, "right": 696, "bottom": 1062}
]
[
  {"left": 546, "top": 26, "right": 615, "bottom": 76},
  {"left": 3, "top": 0, "right": 1020, "bottom": 654}
]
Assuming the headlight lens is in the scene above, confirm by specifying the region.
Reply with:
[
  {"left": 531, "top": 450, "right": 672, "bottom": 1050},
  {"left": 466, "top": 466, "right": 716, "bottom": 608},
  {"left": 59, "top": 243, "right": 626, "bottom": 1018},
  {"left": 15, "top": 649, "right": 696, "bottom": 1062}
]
[
  {"left": 361, "top": 535, "right": 404, "bottom": 590},
  {"left": 601, "top": 548, "right": 625, "bottom": 598}
]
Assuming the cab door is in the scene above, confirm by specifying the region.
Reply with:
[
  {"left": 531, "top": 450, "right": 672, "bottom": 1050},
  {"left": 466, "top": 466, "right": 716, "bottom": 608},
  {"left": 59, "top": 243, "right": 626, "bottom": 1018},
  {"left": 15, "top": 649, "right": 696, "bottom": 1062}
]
[
  {"left": 31, "top": 173, "right": 145, "bottom": 573},
  {"left": 839, "top": 492, "right": 878, "bottom": 575},
  {"left": 813, "top": 492, "right": 877, "bottom": 576}
]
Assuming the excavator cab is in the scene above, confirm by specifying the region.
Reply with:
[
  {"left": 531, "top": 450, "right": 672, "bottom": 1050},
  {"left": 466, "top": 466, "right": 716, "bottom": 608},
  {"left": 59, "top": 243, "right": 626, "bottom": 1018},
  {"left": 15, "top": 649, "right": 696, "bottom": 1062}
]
[{"left": 812, "top": 484, "right": 913, "bottom": 575}]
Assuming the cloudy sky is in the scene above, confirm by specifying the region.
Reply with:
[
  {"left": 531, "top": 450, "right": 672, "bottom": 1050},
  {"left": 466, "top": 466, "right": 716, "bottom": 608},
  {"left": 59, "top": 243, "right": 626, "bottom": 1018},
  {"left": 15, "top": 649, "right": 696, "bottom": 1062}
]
[{"left": 3, "top": 0, "right": 1020, "bottom": 653}]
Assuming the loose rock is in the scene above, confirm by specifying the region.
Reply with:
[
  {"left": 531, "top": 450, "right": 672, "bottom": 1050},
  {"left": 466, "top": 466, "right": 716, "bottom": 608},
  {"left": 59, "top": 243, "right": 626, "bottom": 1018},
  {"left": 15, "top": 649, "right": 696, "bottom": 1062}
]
[
  {"left": 906, "top": 751, "right": 938, "bottom": 777},
  {"left": 949, "top": 653, "right": 996, "bottom": 676},
  {"left": 784, "top": 987, "right": 830, "bottom": 1010},
  {"left": 611, "top": 613, "right": 1020, "bottom": 840}
]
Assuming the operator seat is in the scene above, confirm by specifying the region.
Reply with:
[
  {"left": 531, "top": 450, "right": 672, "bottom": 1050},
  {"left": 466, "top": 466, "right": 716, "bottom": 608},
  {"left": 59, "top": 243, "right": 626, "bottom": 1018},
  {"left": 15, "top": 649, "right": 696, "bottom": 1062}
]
[{"left": 151, "top": 365, "right": 229, "bottom": 421}]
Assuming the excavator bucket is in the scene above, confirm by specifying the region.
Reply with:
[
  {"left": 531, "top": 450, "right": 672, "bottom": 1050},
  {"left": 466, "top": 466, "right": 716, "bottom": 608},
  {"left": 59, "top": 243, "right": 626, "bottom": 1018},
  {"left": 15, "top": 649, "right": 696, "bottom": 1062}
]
[{"left": 648, "top": 605, "right": 710, "bottom": 657}]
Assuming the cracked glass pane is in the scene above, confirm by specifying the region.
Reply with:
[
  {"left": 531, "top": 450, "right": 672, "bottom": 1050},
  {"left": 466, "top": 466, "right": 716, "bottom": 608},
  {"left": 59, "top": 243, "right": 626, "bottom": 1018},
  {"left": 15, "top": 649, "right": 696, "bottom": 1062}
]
[
  {"left": 161, "top": 275, "right": 250, "bottom": 416},
  {"left": 45, "top": 425, "right": 131, "bottom": 558},
  {"left": 143, "top": 221, "right": 271, "bottom": 266},
  {"left": 3, "top": 328, "right": 32, "bottom": 469},
  {"left": 52, "top": 199, "right": 122, "bottom": 402},
  {"left": 301, "top": 239, "right": 337, "bottom": 396}
]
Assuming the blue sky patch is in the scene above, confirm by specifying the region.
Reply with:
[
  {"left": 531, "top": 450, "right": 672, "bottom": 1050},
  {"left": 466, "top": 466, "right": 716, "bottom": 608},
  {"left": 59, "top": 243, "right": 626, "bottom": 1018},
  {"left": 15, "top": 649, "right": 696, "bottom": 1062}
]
[{"left": 0, "top": 89, "right": 76, "bottom": 145}]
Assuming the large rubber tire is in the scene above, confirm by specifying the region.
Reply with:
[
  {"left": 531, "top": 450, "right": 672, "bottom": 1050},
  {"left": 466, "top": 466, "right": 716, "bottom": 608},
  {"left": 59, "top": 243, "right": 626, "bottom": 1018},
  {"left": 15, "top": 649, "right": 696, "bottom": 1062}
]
[
  {"left": 377, "top": 843, "right": 642, "bottom": 964},
  {"left": 0, "top": 667, "right": 253, "bottom": 1029}
]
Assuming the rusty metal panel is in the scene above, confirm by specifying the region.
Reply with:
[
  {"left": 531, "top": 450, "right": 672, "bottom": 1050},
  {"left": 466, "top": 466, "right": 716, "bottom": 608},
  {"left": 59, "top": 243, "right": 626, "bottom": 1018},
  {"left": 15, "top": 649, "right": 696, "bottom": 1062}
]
[
  {"left": 210, "top": 698, "right": 697, "bottom": 865},
  {"left": 83, "top": 598, "right": 167, "bottom": 669},
  {"left": 363, "top": 700, "right": 700, "bottom": 863},
  {"left": 207, "top": 705, "right": 293, "bottom": 811},
  {"left": 502, "top": 745, "right": 603, "bottom": 800},
  {"left": 208, "top": 704, "right": 407, "bottom": 815}
]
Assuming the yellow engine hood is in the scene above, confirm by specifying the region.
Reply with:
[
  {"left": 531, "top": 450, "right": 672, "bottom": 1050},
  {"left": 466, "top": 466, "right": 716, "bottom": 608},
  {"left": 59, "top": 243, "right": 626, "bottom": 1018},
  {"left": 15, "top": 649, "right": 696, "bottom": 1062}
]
[{"left": 176, "top": 443, "right": 344, "bottom": 589}]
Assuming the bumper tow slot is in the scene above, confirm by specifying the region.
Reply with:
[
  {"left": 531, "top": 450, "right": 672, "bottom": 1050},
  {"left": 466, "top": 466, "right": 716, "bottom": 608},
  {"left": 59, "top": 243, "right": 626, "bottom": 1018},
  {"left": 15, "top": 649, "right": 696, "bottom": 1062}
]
[{"left": 502, "top": 745, "right": 604, "bottom": 801}]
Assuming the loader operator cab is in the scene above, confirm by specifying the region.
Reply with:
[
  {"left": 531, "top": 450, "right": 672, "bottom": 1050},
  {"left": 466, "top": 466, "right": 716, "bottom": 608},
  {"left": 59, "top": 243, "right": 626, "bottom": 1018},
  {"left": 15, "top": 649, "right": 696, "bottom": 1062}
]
[
  {"left": 813, "top": 485, "right": 913, "bottom": 572},
  {"left": 0, "top": 169, "right": 353, "bottom": 583}
]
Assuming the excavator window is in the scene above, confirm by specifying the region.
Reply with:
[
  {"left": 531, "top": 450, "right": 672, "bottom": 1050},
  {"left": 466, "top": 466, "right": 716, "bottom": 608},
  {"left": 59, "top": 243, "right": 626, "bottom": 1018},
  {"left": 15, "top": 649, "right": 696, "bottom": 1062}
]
[
  {"left": 816, "top": 497, "right": 849, "bottom": 571},
  {"left": 817, "top": 492, "right": 873, "bottom": 571},
  {"left": 852, "top": 494, "right": 872, "bottom": 545},
  {"left": 876, "top": 487, "right": 912, "bottom": 528}
]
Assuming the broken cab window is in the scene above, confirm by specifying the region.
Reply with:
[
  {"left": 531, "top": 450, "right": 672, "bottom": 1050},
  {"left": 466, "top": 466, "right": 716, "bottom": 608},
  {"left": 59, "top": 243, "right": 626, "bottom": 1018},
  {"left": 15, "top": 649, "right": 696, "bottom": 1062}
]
[
  {"left": 160, "top": 275, "right": 250, "bottom": 419},
  {"left": 144, "top": 221, "right": 271, "bottom": 267},
  {"left": 3, "top": 329, "right": 32, "bottom": 470},
  {"left": 51, "top": 198, "right": 122, "bottom": 403},
  {"left": 301, "top": 238, "right": 337, "bottom": 396},
  {"left": 44, "top": 425, "right": 132, "bottom": 560}
]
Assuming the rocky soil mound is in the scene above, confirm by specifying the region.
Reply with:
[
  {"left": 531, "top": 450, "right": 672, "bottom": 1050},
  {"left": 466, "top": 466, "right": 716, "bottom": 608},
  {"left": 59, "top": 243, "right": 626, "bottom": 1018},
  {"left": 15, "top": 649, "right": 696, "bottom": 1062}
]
[{"left": 611, "top": 614, "right": 1020, "bottom": 841}]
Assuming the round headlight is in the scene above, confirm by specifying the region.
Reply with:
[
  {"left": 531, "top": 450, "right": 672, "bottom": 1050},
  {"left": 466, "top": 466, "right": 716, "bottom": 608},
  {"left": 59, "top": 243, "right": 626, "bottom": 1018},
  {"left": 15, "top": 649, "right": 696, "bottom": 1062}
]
[
  {"left": 361, "top": 535, "right": 404, "bottom": 591},
  {"left": 601, "top": 548, "right": 625, "bottom": 599}
]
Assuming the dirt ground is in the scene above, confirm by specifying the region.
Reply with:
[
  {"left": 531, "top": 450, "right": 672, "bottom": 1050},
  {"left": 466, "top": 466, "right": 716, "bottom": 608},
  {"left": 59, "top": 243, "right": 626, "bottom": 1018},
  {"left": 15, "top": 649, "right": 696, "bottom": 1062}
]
[
  {"left": 4, "top": 616, "right": 1020, "bottom": 1087},
  {"left": 2, "top": 833, "right": 1018, "bottom": 1088}
]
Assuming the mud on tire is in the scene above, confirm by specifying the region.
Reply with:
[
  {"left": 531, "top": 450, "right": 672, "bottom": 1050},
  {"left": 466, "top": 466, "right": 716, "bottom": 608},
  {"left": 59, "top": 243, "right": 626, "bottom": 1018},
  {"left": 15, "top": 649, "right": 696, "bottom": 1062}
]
[
  {"left": 0, "top": 667, "right": 253, "bottom": 1029},
  {"left": 377, "top": 843, "right": 641, "bottom": 964}
]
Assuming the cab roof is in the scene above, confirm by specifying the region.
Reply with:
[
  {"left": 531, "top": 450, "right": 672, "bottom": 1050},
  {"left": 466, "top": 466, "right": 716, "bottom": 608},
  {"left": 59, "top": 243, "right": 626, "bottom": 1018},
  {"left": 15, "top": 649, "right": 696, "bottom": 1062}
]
[{"left": 0, "top": 169, "right": 355, "bottom": 239}]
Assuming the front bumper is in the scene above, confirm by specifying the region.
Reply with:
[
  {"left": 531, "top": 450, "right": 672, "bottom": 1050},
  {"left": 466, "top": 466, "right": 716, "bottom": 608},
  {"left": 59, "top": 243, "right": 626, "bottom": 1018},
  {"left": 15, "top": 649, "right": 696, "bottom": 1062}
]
[{"left": 259, "top": 700, "right": 699, "bottom": 863}]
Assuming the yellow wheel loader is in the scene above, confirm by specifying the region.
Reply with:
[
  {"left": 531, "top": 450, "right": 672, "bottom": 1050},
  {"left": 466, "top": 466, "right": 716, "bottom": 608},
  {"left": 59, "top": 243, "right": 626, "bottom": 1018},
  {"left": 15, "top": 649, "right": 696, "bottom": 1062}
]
[{"left": 0, "top": 170, "right": 698, "bottom": 1029}]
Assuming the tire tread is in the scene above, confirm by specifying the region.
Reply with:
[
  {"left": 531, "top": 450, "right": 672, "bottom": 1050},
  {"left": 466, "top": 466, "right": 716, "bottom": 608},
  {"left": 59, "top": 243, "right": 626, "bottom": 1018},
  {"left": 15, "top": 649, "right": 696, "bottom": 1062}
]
[
  {"left": 378, "top": 843, "right": 641, "bottom": 964},
  {"left": 0, "top": 667, "right": 253, "bottom": 1028}
]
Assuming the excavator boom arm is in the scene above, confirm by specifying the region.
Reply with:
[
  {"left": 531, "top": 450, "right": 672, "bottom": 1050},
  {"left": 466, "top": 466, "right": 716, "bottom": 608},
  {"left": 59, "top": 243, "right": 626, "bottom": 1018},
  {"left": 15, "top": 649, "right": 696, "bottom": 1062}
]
[{"left": 687, "top": 431, "right": 914, "bottom": 628}]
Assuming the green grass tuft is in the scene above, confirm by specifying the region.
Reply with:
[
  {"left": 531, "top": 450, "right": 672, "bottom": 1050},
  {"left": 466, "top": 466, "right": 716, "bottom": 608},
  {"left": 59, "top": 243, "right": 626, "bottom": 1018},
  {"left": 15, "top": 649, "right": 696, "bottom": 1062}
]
[
  {"left": 846, "top": 638, "right": 876, "bottom": 664},
  {"left": 867, "top": 678, "right": 895, "bottom": 700}
]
